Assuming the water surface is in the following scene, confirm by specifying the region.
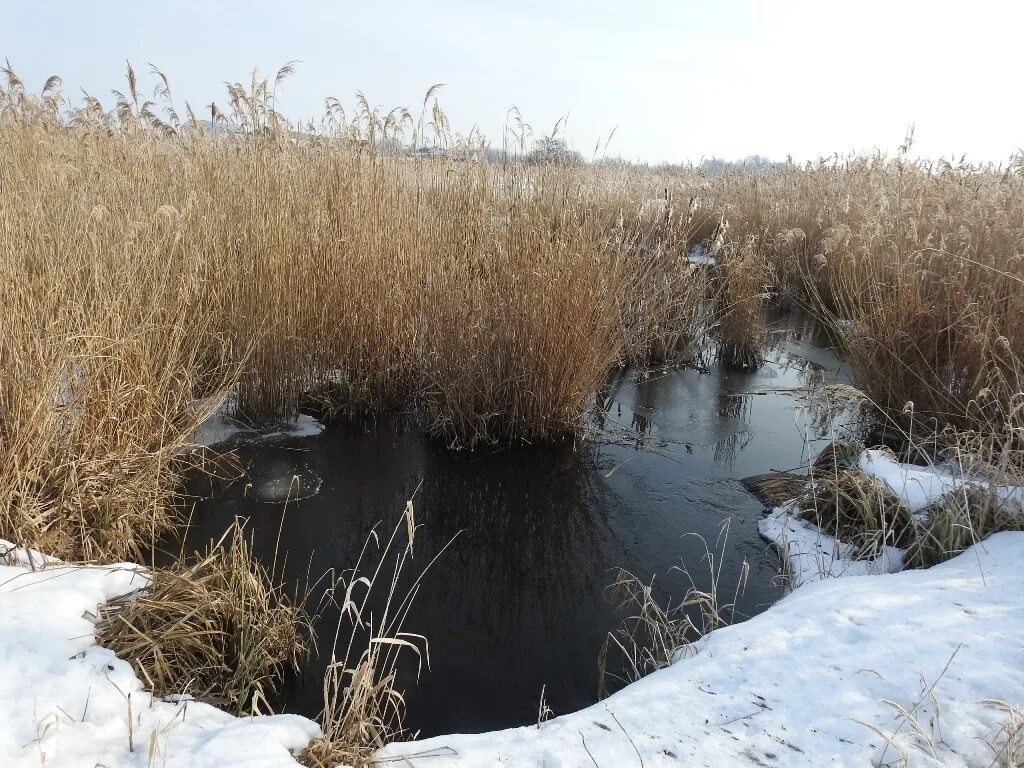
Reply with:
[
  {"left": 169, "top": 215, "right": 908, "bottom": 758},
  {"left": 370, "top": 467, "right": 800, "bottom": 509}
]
[{"left": 184, "top": 311, "right": 850, "bottom": 736}]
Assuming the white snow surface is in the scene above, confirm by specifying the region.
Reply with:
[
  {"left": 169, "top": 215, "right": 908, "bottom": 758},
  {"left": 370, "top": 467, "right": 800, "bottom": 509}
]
[
  {"left": 0, "top": 542, "right": 319, "bottom": 768},
  {"left": 686, "top": 244, "right": 717, "bottom": 266},
  {"left": 859, "top": 449, "right": 1024, "bottom": 516},
  {"left": 382, "top": 532, "right": 1024, "bottom": 767},
  {"left": 758, "top": 503, "right": 903, "bottom": 588}
]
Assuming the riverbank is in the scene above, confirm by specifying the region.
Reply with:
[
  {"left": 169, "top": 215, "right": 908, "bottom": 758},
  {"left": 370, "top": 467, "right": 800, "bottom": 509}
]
[
  {"left": 0, "top": 541, "right": 318, "bottom": 768},
  {"left": 380, "top": 532, "right": 1024, "bottom": 767},
  {"left": 4, "top": 528, "right": 1023, "bottom": 767}
]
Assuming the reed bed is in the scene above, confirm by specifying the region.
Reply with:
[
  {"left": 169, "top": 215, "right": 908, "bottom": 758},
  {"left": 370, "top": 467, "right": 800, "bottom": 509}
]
[
  {"left": 3, "top": 61, "right": 1024, "bottom": 761},
  {"left": 694, "top": 145, "right": 1024, "bottom": 428},
  {"left": 0, "top": 66, "right": 716, "bottom": 559}
]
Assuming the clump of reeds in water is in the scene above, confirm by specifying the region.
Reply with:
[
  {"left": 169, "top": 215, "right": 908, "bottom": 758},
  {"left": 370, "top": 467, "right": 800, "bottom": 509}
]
[
  {"left": 796, "top": 426, "right": 1024, "bottom": 570},
  {"left": 714, "top": 235, "right": 773, "bottom": 369},
  {"left": 97, "top": 520, "right": 311, "bottom": 714}
]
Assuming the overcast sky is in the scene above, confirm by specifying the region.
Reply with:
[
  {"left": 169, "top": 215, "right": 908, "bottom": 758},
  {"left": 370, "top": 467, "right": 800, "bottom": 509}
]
[{"left": 4, "top": 0, "right": 1021, "bottom": 164}]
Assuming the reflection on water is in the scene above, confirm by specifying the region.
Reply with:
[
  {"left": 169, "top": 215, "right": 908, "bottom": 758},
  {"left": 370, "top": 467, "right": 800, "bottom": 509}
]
[{"left": 182, "top": 310, "right": 853, "bottom": 737}]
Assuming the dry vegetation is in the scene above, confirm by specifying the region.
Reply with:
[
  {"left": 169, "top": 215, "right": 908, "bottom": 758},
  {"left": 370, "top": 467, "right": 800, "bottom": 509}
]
[
  {"left": 696, "top": 134, "right": 1024, "bottom": 428},
  {"left": 97, "top": 521, "right": 311, "bottom": 714},
  {"left": 597, "top": 523, "right": 748, "bottom": 698},
  {"left": 302, "top": 511, "right": 449, "bottom": 767},
  {"left": 2, "top": 61, "right": 1024, "bottom": 761}
]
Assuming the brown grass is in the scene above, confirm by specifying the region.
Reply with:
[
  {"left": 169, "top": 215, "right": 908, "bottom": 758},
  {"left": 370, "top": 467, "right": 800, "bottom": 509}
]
[
  {"left": 96, "top": 520, "right": 311, "bottom": 714},
  {"left": 695, "top": 146, "right": 1024, "bottom": 428},
  {"left": 714, "top": 235, "right": 773, "bottom": 368},
  {"left": 302, "top": 508, "right": 454, "bottom": 768},
  {"left": 0, "top": 63, "right": 719, "bottom": 560},
  {"left": 796, "top": 432, "right": 1024, "bottom": 570},
  {"left": 3, "top": 59, "right": 1024, "bottom": 761},
  {"left": 597, "top": 522, "right": 748, "bottom": 697},
  {"left": 796, "top": 467, "right": 917, "bottom": 553}
]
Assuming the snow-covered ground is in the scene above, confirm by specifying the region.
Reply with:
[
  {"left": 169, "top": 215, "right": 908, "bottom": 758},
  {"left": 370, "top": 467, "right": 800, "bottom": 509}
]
[
  {"left": 0, "top": 542, "right": 318, "bottom": 768},
  {"left": 859, "top": 448, "right": 1024, "bottom": 516},
  {"left": 381, "top": 532, "right": 1024, "bottom": 767},
  {"left": 758, "top": 503, "right": 904, "bottom": 587}
]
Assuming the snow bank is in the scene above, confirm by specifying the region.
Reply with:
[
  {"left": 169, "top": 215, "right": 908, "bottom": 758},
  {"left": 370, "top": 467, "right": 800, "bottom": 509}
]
[
  {"left": 380, "top": 533, "right": 1024, "bottom": 767},
  {"left": 0, "top": 543, "right": 319, "bottom": 768},
  {"left": 758, "top": 504, "right": 903, "bottom": 588},
  {"left": 758, "top": 450, "right": 1024, "bottom": 589},
  {"left": 859, "top": 448, "right": 1024, "bottom": 516}
]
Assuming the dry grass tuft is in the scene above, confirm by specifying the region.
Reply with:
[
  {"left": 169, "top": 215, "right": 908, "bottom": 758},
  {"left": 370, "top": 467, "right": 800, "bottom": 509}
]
[
  {"left": 97, "top": 521, "right": 311, "bottom": 714},
  {"left": 987, "top": 700, "right": 1024, "bottom": 768},
  {"left": 301, "top": 511, "right": 453, "bottom": 768},
  {"left": 799, "top": 429, "right": 1024, "bottom": 570},
  {"left": 741, "top": 472, "right": 808, "bottom": 507},
  {"left": 796, "top": 468, "right": 917, "bottom": 553},
  {"left": 810, "top": 439, "right": 867, "bottom": 478},
  {"left": 907, "top": 486, "right": 1024, "bottom": 569},
  {"left": 598, "top": 522, "right": 748, "bottom": 697}
]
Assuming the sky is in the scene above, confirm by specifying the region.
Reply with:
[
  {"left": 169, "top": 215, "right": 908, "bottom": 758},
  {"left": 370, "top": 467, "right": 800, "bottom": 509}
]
[{"left": 3, "top": 0, "right": 1022, "bottom": 164}]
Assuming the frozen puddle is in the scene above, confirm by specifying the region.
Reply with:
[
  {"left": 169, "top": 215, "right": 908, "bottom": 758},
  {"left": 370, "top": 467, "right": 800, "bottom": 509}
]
[{"left": 250, "top": 462, "right": 323, "bottom": 504}]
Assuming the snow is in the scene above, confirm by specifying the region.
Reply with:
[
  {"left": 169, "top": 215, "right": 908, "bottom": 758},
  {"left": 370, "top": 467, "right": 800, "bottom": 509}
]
[
  {"left": 5, "top": 442, "right": 1023, "bottom": 768},
  {"left": 189, "top": 394, "right": 325, "bottom": 447},
  {"left": 758, "top": 503, "right": 903, "bottom": 588},
  {"left": 859, "top": 449, "right": 1024, "bottom": 516},
  {"left": 858, "top": 449, "right": 963, "bottom": 515},
  {"left": 380, "top": 532, "right": 1024, "bottom": 767},
  {"left": 687, "top": 244, "right": 716, "bottom": 266},
  {"left": 0, "top": 542, "right": 319, "bottom": 768},
  {"left": 757, "top": 450, "right": 1024, "bottom": 590}
]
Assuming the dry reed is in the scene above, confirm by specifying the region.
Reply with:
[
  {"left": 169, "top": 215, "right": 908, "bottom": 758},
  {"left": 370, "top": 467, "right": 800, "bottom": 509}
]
[
  {"left": 597, "top": 522, "right": 748, "bottom": 697},
  {"left": 96, "top": 520, "right": 311, "bottom": 714},
  {"left": 302, "top": 509, "right": 455, "bottom": 768}
]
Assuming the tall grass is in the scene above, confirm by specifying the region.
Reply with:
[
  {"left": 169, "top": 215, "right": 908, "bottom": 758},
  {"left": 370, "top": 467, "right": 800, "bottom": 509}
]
[
  {"left": 695, "top": 142, "right": 1024, "bottom": 428},
  {"left": 3, "top": 60, "right": 1024, "bottom": 759},
  {"left": 0, "top": 129, "right": 237, "bottom": 559},
  {"left": 0, "top": 64, "right": 713, "bottom": 557},
  {"left": 302, "top": 509, "right": 455, "bottom": 768},
  {"left": 597, "top": 522, "right": 748, "bottom": 698}
]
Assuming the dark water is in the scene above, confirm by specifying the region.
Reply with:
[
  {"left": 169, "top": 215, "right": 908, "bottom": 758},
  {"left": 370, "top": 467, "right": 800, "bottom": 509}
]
[{"left": 182, "top": 311, "right": 849, "bottom": 737}]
